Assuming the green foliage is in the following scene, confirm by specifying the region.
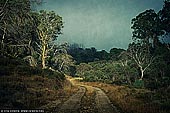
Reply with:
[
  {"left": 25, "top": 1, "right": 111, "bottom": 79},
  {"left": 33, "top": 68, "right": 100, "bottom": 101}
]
[
  {"left": 37, "top": 10, "right": 63, "bottom": 39},
  {"left": 133, "top": 80, "right": 145, "bottom": 88},
  {"left": 95, "top": 50, "right": 110, "bottom": 60},
  {"left": 50, "top": 50, "right": 76, "bottom": 76},
  {"left": 109, "top": 48, "right": 125, "bottom": 60},
  {"left": 145, "top": 57, "right": 170, "bottom": 89},
  {"left": 129, "top": 2, "right": 170, "bottom": 90},
  {"left": 68, "top": 44, "right": 125, "bottom": 64},
  {"left": 83, "top": 71, "right": 98, "bottom": 82},
  {"left": 35, "top": 10, "right": 64, "bottom": 69},
  {"left": 159, "top": 0, "right": 170, "bottom": 33},
  {"left": 68, "top": 45, "right": 98, "bottom": 64},
  {"left": 77, "top": 60, "right": 138, "bottom": 85},
  {"left": 127, "top": 42, "right": 156, "bottom": 80},
  {"left": 131, "top": 9, "right": 163, "bottom": 47},
  {"left": 76, "top": 63, "right": 92, "bottom": 77},
  {"left": 0, "top": 0, "right": 37, "bottom": 58}
]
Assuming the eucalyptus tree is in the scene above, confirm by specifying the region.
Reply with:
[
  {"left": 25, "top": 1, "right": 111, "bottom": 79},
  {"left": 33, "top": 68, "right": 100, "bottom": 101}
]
[
  {"left": 46, "top": 43, "right": 76, "bottom": 75},
  {"left": 127, "top": 42, "right": 156, "bottom": 80},
  {"left": 0, "top": 0, "right": 36, "bottom": 58},
  {"left": 159, "top": 0, "right": 170, "bottom": 34},
  {"left": 36, "top": 10, "right": 63, "bottom": 69},
  {"left": 159, "top": 0, "right": 170, "bottom": 50},
  {"left": 131, "top": 9, "right": 164, "bottom": 48}
]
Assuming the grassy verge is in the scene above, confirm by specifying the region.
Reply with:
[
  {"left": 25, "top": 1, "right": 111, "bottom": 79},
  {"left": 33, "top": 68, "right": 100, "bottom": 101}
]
[
  {"left": 82, "top": 82, "right": 170, "bottom": 113},
  {"left": 0, "top": 58, "right": 78, "bottom": 110},
  {"left": 0, "top": 75, "right": 78, "bottom": 109}
]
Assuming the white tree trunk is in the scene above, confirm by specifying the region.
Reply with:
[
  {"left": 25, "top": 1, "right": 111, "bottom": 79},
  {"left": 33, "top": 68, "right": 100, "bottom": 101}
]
[
  {"left": 140, "top": 67, "right": 144, "bottom": 80},
  {"left": 42, "top": 44, "right": 46, "bottom": 69}
]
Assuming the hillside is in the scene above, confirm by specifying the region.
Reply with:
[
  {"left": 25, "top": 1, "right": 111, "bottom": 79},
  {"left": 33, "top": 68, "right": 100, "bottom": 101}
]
[
  {"left": 0, "top": 58, "right": 78, "bottom": 110},
  {"left": 0, "top": 0, "right": 170, "bottom": 113},
  {"left": 0, "top": 58, "right": 169, "bottom": 113}
]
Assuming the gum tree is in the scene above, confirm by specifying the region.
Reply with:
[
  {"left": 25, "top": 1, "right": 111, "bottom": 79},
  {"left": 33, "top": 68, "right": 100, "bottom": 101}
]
[
  {"left": 131, "top": 9, "right": 163, "bottom": 48},
  {"left": 127, "top": 42, "right": 155, "bottom": 80},
  {"left": 36, "top": 10, "right": 63, "bottom": 69},
  {"left": 159, "top": 0, "right": 170, "bottom": 50},
  {"left": 0, "top": 0, "right": 35, "bottom": 57}
]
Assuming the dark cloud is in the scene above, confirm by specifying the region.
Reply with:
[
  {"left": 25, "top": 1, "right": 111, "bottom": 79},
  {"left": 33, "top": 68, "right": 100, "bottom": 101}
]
[{"left": 37, "top": 0, "right": 163, "bottom": 51}]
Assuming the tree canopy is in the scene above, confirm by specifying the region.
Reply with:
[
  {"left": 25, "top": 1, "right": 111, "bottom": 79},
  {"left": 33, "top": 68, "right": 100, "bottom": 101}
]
[
  {"left": 131, "top": 9, "right": 164, "bottom": 48},
  {"left": 0, "top": 0, "right": 35, "bottom": 58},
  {"left": 36, "top": 10, "right": 63, "bottom": 69}
]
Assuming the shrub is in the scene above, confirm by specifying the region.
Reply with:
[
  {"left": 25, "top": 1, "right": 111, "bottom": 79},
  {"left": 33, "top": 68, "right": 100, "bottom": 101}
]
[
  {"left": 133, "top": 79, "right": 145, "bottom": 88},
  {"left": 44, "top": 69, "right": 65, "bottom": 81},
  {"left": 83, "top": 71, "right": 98, "bottom": 82}
]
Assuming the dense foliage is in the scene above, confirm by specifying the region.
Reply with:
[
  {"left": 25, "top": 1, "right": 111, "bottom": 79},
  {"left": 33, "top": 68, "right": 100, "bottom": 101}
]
[
  {"left": 0, "top": 0, "right": 66, "bottom": 109},
  {"left": 71, "top": 1, "right": 170, "bottom": 90},
  {"left": 67, "top": 43, "right": 125, "bottom": 64},
  {"left": 76, "top": 60, "right": 138, "bottom": 85},
  {"left": 0, "top": 0, "right": 170, "bottom": 111}
]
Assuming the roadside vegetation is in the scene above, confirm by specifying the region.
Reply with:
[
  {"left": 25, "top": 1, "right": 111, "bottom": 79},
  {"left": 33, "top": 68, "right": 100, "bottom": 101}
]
[
  {"left": 0, "top": 57, "right": 78, "bottom": 109},
  {"left": 0, "top": 0, "right": 77, "bottom": 110},
  {"left": 0, "top": 0, "right": 170, "bottom": 113},
  {"left": 68, "top": 1, "right": 170, "bottom": 113},
  {"left": 81, "top": 82, "right": 170, "bottom": 113}
]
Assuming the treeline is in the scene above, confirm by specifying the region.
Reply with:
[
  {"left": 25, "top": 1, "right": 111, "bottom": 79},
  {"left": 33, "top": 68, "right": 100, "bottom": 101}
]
[
  {"left": 0, "top": 0, "right": 170, "bottom": 90},
  {"left": 72, "top": 0, "right": 170, "bottom": 90},
  {"left": 67, "top": 43, "right": 125, "bottom": 64}
]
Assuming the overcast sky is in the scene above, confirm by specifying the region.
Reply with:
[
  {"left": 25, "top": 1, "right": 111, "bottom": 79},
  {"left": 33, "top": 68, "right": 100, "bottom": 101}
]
[{"left": 36, "top": 0, "right": 164, "bottom": 51}]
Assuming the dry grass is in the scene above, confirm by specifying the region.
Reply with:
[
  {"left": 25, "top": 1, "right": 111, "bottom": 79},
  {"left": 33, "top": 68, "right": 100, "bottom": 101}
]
[
  {"left": 81, "top": 82, "right": 169, "bottom": 113},
  {"left": 0, "top": 75, "right": 78, "bottom": 109}
]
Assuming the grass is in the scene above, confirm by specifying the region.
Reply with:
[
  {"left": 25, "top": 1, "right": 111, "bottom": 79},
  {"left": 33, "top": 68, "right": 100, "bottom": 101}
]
[
  {"left": 81, "top": 82, "right": 170, "bottom": 113},
  {"left": 0, "top": 57, "right": 79, "bottom": 110},
  {"left": 1, "top": 57, "right": 169, "bottom": 112},
  {"left": 0, "top": 75, "right": 78, "bottom": 109}
]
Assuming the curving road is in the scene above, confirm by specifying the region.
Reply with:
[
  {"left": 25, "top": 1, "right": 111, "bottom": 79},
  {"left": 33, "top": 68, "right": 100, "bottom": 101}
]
[{"left": 41, "top": 76, "right": 119, "bottom": 113}]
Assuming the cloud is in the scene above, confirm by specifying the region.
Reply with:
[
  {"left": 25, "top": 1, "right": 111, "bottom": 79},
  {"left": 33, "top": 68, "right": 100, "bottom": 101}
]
[{"left": 38, "top": 0, "right": 163, "bottom": 51}]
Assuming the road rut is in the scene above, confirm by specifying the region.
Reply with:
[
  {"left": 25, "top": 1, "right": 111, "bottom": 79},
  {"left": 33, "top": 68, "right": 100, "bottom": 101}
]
[
  {"left": 58, "top": 86, "right": 86, "bottom": 113},
  {"left": 94, "top": 87, "right": 119, "bottom": 113}
]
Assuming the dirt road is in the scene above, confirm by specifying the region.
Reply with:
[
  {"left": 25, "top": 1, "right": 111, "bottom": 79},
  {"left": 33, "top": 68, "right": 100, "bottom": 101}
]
[
  {"left": 59, "top": 77, "right": 119, "bottom": 113},
  {"left": 42, "top": 76, "right": 119, "bottom": 113},
  {"left": 58, "top": 86, "right": 86, "bottom": 113},
  {"left": 94, "top": 87, "right": 118, "bottom": 113}
]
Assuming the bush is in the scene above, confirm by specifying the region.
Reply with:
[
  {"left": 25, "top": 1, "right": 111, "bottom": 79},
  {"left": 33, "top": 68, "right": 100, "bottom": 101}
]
[
  {"left": 83, "top": 71, "right": 98, "bottom": 82},
  {"left": 0, "top": 66, "right": 11, "bottom": 76},
  {"left": 133, "top": 79, "right": 144, "bottom": 88},
  {"left": 43, "top": 69, "right": 65, "bottom": 80}
]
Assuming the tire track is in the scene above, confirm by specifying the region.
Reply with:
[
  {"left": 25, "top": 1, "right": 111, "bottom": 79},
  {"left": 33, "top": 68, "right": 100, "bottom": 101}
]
[
  {"left": 58, "top": 86, "right": 86, "bottom": 113},
  {"left": 94, "top": 87, "right": 119, "bottom": 113}
]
